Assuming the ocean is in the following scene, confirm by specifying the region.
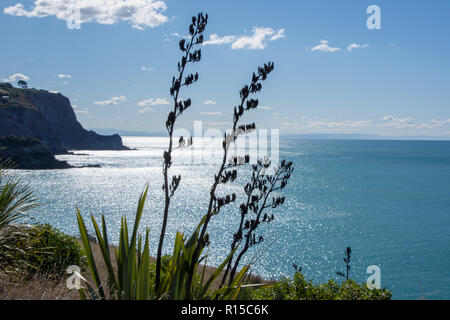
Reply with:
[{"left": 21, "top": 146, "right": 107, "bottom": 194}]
[{"left": 11, "top": 137, "right": 450, "bottom": 299}]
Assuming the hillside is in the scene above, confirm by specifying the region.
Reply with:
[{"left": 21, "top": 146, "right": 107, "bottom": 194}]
[{"left": 0, "top": 135, "right": 71, "bottom": 169}]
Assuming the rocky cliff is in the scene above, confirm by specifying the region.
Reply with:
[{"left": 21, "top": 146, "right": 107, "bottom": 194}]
[
  {"left": 0, "top": 135, "right": 71, "bottom": 170},
  {"left": 0, "top": 83, "right": 128, "bottom": 154}
]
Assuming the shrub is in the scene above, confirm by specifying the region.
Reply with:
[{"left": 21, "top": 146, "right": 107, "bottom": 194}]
[
  {"left": 0, "top": 159, "right": 39, "bottom": 273},
  {"left": 149, "top": 255, "right": 171, "bottom": 284},
  {"left": 25, "top": 223, "right": 86, "bottom": 277},
  {"left": 245, "top": 272, "right": 392, "bottom": 300}
]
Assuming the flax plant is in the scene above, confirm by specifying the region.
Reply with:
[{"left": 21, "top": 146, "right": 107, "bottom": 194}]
[
  {"left": 0, "top": 159, "right": 39, "bottom": 273},
  {"left": 76, "top": 12, "right": 292, "bottom": 300}
]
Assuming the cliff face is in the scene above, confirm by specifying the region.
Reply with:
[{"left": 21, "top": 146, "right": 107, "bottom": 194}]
[
  {"left": 0, "top": 83, "right": 128, "bottom": 154},
  {"left": 0, "top": 135, "right": 71, "bottom": 170}
]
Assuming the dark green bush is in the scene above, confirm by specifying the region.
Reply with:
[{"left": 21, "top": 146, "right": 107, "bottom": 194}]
[
  {"left": 246, "top": 272, "right": 392, "bottom": 300},
  {"left": 25, "top": 223, "right": 86, "bottom": 278},
  {"left": 149, "top": 255, "right": 172, "bottom": 284}
]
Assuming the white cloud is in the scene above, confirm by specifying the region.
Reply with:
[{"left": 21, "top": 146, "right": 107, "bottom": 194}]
[
  {"left": 137, "top": 97, "right": 170, "bottom": 107},
  {"left": 270, "top": 28, "right": 286, "bottom": 41},
  {"left": 379, "top": 116, "right": 448, "bottom": 129},
  {"left": 232, "top": 27, "right": 279, "bottom": 50},
  {"left": 311, "top": 40, "right": 341, "bottom": 53},
  {"left": 75, "top": 109, "right": 89, "bottom": 114},
  {"left": 94, "top": 95, "right": 126, "bottom": 106},
  {"left": 203, "top": 34, "right": 236, "bottom": 45},
  {"left": 259, "top": 106, "right": 273, "bottom": 110},
  {"left": 278, "top": 122, "right": 302, "bottom": 127},
  {"left": 278, "top": 119, "right": 374, "bottom": 131},
  {"left": 306, "top": 120, "right": 373, "bottom": 129},
  {"left": 200, "top": 112, "right": 222, "bottom": 116},
  {"left": 277, "top": 116, "right": 450, "bottom": 134},
  {"left": 347, "top": 43, "right": 369, "bottom": 52},
  {"left": 58, "top": 73, "right": 72, "bottom": 79},
  {"left": 203, "top": 121, "right": 232, "bottom": 128},
  {"left": 141, "top": 66, "right": 155, "bottom": 71},
  {"left": 204, "top": 27, "right": 286, "bottom": 50},
  {"left": 138, "top": 107, "right": 155, "bottom": 113},
  {"left": 4, "top": 0, "right": 168, "bottom": 30},
  {"left": 431, "top": 119, "right": 450, "bottom": 125},
  {"left": 202, "top": 100, "right": 216, "bottom": 105},
  {"left": 1, "top": 73, "right": 30, "bottom": 83}
]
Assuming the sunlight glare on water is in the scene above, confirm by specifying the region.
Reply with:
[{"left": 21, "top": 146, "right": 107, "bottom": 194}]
[{"left": 12, "top": 137, "right": 450, "bottom": 299}]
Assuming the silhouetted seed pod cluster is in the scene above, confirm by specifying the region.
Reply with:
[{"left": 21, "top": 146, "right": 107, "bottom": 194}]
[
  {"left": 191, "top": 13, "right": 208, "bottom": 34},
  {"left": 244, "top": 183, "right": 252, "bottom": 196},
  {"left": 228, "top": 155, "right": 250, "bottom": 166},
  {"left": 175, "top": 99, "right": 192, "bottom": 117},
  {"left": 293, "top": 263, "right": 302, "bottom": 273},
  {"left": 230, "top": 62, "right": 274, "bottom": 135},
  {"left": 248, "top": 196, "right": 260, "bottom": 214},
  {"left": 166, "top": 111, "right": 176, "bottom": 131},
  {"left": 257, "top": 62, "right": 275, "bottom": 81},
  {"left": 189, "top": 50, "right": 202, "bottom": 63},
  {"left": 220, "top": 170, "right": 237, "bottom": 184},
  {"left": 249, "top": 234, "right": 264, "bottom": 247},
  {"left": 246, "top": 99, "right": 259, "bottom": 110},
  {"left": 163, "top": 151, "right": 171, "bottom": 167},
  {"left": 262, "top": 213, "right": 275, "bottom": 222},
  {"left": 272, "top": 196, "right": 285, "bottom": 209},
  {"left": 237, "top": 123, "right": 256, "bottom": 134},
  {"left": 215, "top": 193, "right": 236, "bottom": 211},
  {"left": 244, "top": 219, "right": 256, "bottom": 230},
  {"left": 344, "top": 247, "right": 351, "bottom": 266},
  {"left": 233, "top": 105, "right": 245, "bottom": 124},
  {"left": 169, "top": 175, "right": 182, "bottom": 196},
  {"left": 184, "top": 73, "right": 199, "bottom": 87},
  {"left": 227, "top": 154, "right": 294, "bottom": 279},
  {"left": 178, "top": 136, "right": 193, "bottom": 147},
  {"left": 179, "top": 39, "right": 187, "bottom": 51},
  {"left": 256, "top": 157, "right": 271, "bottom": 169},
  {"left": 167, "top": 13, "right": 208, "bottom": 134},
  {"left": 170, "top": 77, "right": 181, "bottom": 97},
  {"left": 240, "top": 203, "right": 248, "bottom": 215},
  {"left": 337, "top": 247, "right": 352, "bottom": 280}
]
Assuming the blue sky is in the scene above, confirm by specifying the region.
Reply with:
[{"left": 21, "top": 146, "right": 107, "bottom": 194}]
[{"left": 1, "top": 0, "right": 449, "bottom": 137}]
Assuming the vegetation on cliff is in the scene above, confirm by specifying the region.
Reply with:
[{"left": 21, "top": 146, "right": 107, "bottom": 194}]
[{"left": 0, "top": 135, "right": 71, "bottom": 169}]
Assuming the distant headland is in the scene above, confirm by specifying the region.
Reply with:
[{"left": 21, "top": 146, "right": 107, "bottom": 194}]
[{"left": 0, "top": 83, "right": 129, "bottom": 169}]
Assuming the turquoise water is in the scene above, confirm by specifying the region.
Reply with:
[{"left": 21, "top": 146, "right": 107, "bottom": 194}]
[{"left": 11, "top": 137, "right": 450, "bottom": 299}]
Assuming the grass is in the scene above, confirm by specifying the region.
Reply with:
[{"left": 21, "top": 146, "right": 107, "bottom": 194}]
[{"left": 0, "top": 83, "right": 37, "bottom": 110}]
